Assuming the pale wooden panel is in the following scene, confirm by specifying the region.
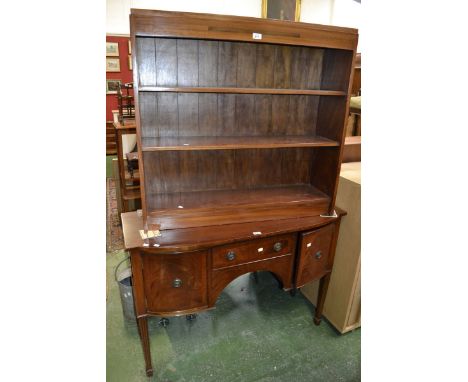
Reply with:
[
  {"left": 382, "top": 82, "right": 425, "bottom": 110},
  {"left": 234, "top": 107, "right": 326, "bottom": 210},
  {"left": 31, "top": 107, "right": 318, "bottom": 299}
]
[{"left": 301, "top": 163, "right": 361, "bottom": 333}]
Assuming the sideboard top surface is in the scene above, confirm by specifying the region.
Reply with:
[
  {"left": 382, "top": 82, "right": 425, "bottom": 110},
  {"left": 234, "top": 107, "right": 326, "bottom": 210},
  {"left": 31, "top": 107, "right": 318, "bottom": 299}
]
[{"left": 122, "top": 209, "right": 346, "bottom": 253}]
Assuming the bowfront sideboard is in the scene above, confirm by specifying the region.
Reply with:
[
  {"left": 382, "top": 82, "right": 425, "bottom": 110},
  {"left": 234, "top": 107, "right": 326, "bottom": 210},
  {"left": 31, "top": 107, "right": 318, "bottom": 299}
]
[{"left": 122, "top": 9, "right": 358, "bottom": 376}]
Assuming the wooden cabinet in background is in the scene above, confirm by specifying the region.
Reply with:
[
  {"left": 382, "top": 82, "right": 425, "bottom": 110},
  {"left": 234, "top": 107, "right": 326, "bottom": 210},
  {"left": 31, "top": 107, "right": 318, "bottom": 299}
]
[
  {"left": 123, "top": 9, "right": 358, "bottom": 376},
  {"left": 113, "top": 121, "right": 141, "bottom": 213},
  {"left": 106, "top": 122, "right": 117, "bottom": 155}
]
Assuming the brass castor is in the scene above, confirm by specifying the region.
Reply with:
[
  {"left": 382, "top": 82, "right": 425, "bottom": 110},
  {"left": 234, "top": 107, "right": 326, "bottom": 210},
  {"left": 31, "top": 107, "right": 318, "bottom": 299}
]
[
  {"left": 186, "top": 314, "right": 197, "bottom": 321},
  {"left": 289, "top": 288, "right": 297, "bottom": 297},
  {"left": 313, "top": 317, "right": 322, "bottom": 326},
  {"left": 158, "top": 317, "right": 169, "bottom": 327},
  {"left": 146, "top": 368, "right": 153, "bottom": 377}
]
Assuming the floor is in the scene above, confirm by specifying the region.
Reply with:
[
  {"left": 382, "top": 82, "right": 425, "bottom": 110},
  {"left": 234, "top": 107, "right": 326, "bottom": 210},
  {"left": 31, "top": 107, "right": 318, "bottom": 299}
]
[{"left": 107, "top": 250, "right": 361, "bottom": 382}]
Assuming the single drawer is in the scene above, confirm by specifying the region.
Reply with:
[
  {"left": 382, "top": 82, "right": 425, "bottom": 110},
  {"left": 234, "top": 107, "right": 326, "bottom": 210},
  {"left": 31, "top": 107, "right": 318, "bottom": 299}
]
[
  {"left": 212, "top": 233, "right": 295, "bottom": 270},
  {"left": 296, "top": 223, "right": 336, "bottom": 288},
  {"left": 141, "top": 250, "right": 208, "bottom": 314}
]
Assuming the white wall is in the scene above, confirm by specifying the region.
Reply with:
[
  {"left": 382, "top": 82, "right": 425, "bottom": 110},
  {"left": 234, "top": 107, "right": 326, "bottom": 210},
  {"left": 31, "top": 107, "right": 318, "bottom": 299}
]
[
  {"left": 300, "top": 0, "right": 334, "bottom": 25},
  {"left": 107, "top": 0, "right": 262, "bottom": 35},
  {"left": 332, "top": 0, "right": 361, "bottom": 29}
]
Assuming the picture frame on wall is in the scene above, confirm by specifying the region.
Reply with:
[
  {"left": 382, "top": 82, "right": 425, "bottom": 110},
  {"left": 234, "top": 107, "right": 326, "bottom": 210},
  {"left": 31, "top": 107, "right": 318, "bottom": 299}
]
[
  {"left": 262, "top": 0, "right": 301, "bottom": 22},
  {"left": 106, "top": 42, "right": 119, "bottom": 56},
  {"left": 128, "top": 40, "right": 132, "bottom": 54},
  {"left": 128, "top": 55, "right": 132, "bottom": 70},
  {"left": 106, "top": 57, "right": 120, "bottom": 72},
  {"left": 106, "top": 79, "right": 121, "bottom": 94}
]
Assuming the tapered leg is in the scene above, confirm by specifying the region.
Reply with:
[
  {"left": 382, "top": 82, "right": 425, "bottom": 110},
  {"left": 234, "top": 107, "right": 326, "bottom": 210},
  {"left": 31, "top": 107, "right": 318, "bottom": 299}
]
[
  {"left": 314, "top": 274, "right": 331, "bottom": 325},
  {"left": 136, "top": 317, "right": 153, "bottom": 377}
]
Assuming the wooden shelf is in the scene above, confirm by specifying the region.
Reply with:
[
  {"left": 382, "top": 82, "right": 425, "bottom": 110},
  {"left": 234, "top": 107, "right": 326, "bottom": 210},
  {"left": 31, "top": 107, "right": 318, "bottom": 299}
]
[
  {"left": 147, "top": 185, "right": 330, "bottom": 230},
  {"left": 142, "top": 136, "right": 340, "bottom": 151},
  {"left": 122, "top": 188, "right": 141, "bottom": 201},
  {"left": 138, "top": 86, "right": 346, "bottom": 96},
  {"left": 113, "top": 120, "right": 136, "bottom": 130}
]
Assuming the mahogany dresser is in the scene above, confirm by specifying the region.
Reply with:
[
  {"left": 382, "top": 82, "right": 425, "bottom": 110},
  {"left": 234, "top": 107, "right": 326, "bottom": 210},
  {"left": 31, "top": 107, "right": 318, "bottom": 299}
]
[{"left": 123, "top": 9, "right": 358, "bottom": 376}]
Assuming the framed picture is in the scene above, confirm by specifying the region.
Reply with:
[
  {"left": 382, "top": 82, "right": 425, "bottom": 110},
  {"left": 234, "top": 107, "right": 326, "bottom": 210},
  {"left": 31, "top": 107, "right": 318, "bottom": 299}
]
[
  {"left": 128, "top": 55, "right": 132, "bottom": 70},
  {"left": 128, "top": 40, "right": 132, "bottom": 54},
  {"left": 106, "top": 79, "right": 121, "bottom": 94},
  {"left": 262, "top": 0, "right": 301, "bottom": 22},
  {"left": 106, "top": 57, "right": 120, "bottom": 72},
  {"left": 106, "top": 42, "right": 119, "bottom": 57}
]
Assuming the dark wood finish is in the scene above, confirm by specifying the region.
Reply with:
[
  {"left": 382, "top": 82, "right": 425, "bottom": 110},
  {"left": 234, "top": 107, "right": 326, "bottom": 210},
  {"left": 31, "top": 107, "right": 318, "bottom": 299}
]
[
  {"left": 212, "top": 233, "right": 295, "bottom": 269},
  {"left": 130, "top": 249, "right": 153, "bottom": 376},
  {"left": 296, "top": 224, "right": 335, "bottom": 288},
  {"left": 139, "top": 86, "right": 346, "bottom": 96},
  {"left": 131, "top": 9, "right": 357, "bottom": 50},
  {"left": 125, "top": 10, "right": 357, "bottom": 375},
  {"left": 313, "top": 274, "right": 331, "bottom": 325},
  {"left": 141, "top": 250, "right": 208, "bottom": 315},
  {"left": 138, "top": 93, "right": 323, "bottom": 139},
  {"left": 142, "top": 148, "right": 316, "bottom": 195},
  {"left": 122, "top": 209, "right": 345, "bottom": 253},
  {"left": 146, "top": 185, "right": 330, "bottom": 230},
  {"left": 141, "top": 135, "right": 339, "bottom": 151},
  {"left": 136, "top": 317, "right": 153, "bottom": 377}
]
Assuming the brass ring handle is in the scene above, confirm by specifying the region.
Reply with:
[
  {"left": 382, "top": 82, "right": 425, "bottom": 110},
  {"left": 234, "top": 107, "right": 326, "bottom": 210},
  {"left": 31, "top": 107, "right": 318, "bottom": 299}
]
[
  {"left": 273, "top": 242, "right": 282, "bottom": 252},
  {"left": 172, "top": 278, "right": 182, "bottom": 288},
  {"left": 226, "top": 251, "right": 236, "bottom": 261},
  {"left": 314, "top": 251, "right": 322, "bottom": 260}
]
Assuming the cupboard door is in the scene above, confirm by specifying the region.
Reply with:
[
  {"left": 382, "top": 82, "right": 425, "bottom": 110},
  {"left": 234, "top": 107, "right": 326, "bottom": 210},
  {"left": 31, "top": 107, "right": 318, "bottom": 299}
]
[
  {"left": 296, "top": 223, "right": 336, "bottom": 287},
  {"left": 141, "top": 251, "right": 208, "bottom": 314}
]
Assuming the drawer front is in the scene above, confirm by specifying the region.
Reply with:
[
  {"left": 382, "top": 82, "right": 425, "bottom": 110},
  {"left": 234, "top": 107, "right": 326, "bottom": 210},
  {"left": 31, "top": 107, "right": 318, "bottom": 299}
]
[
  {"left": 141, "top": 251, "right": 208, "bottom": 313},
  {"left": 212, "top": 233, "right": 295, "bottom": 269},
  {"left": 296, "top": 223, "right": 336, "bottom": 287}
]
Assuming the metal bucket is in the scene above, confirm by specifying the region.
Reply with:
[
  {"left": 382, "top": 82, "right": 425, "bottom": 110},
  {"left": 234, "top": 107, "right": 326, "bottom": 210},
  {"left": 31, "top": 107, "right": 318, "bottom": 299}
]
[{"left": 115, "top": 257, "right": 136, "bottom": 322}]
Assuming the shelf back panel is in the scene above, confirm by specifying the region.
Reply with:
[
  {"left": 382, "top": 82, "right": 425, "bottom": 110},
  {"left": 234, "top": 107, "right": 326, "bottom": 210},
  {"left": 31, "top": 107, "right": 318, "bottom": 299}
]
[
  {"left": 316, "top": 96, "right": 348, "bottom": 143},
  {"left": 143, "top": 148, "right": 317, "bottom": 196},
  {"left": 320, "top": 49, "right": 354, "bottom": 91},
  {"left": 135, "top": 37, "right": 328, "bottom": 90},
  {"left": 139, "top": 92, "right": 319, "bottom": 139}
]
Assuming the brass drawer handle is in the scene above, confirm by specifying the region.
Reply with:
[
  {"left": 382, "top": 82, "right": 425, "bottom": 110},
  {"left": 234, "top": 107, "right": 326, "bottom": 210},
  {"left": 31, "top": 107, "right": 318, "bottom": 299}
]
[
  {"left": 314, "top": 251, "right": 322, "bottom": 260},
  {"left": 273, "top": 242, "right": 283, "bottom": 252},
  {"left": 172, "top": 278, "right": 182, "bottom": 288},
  {"left": 226, "top": 251, "right": 236, "bottom": 261}
]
